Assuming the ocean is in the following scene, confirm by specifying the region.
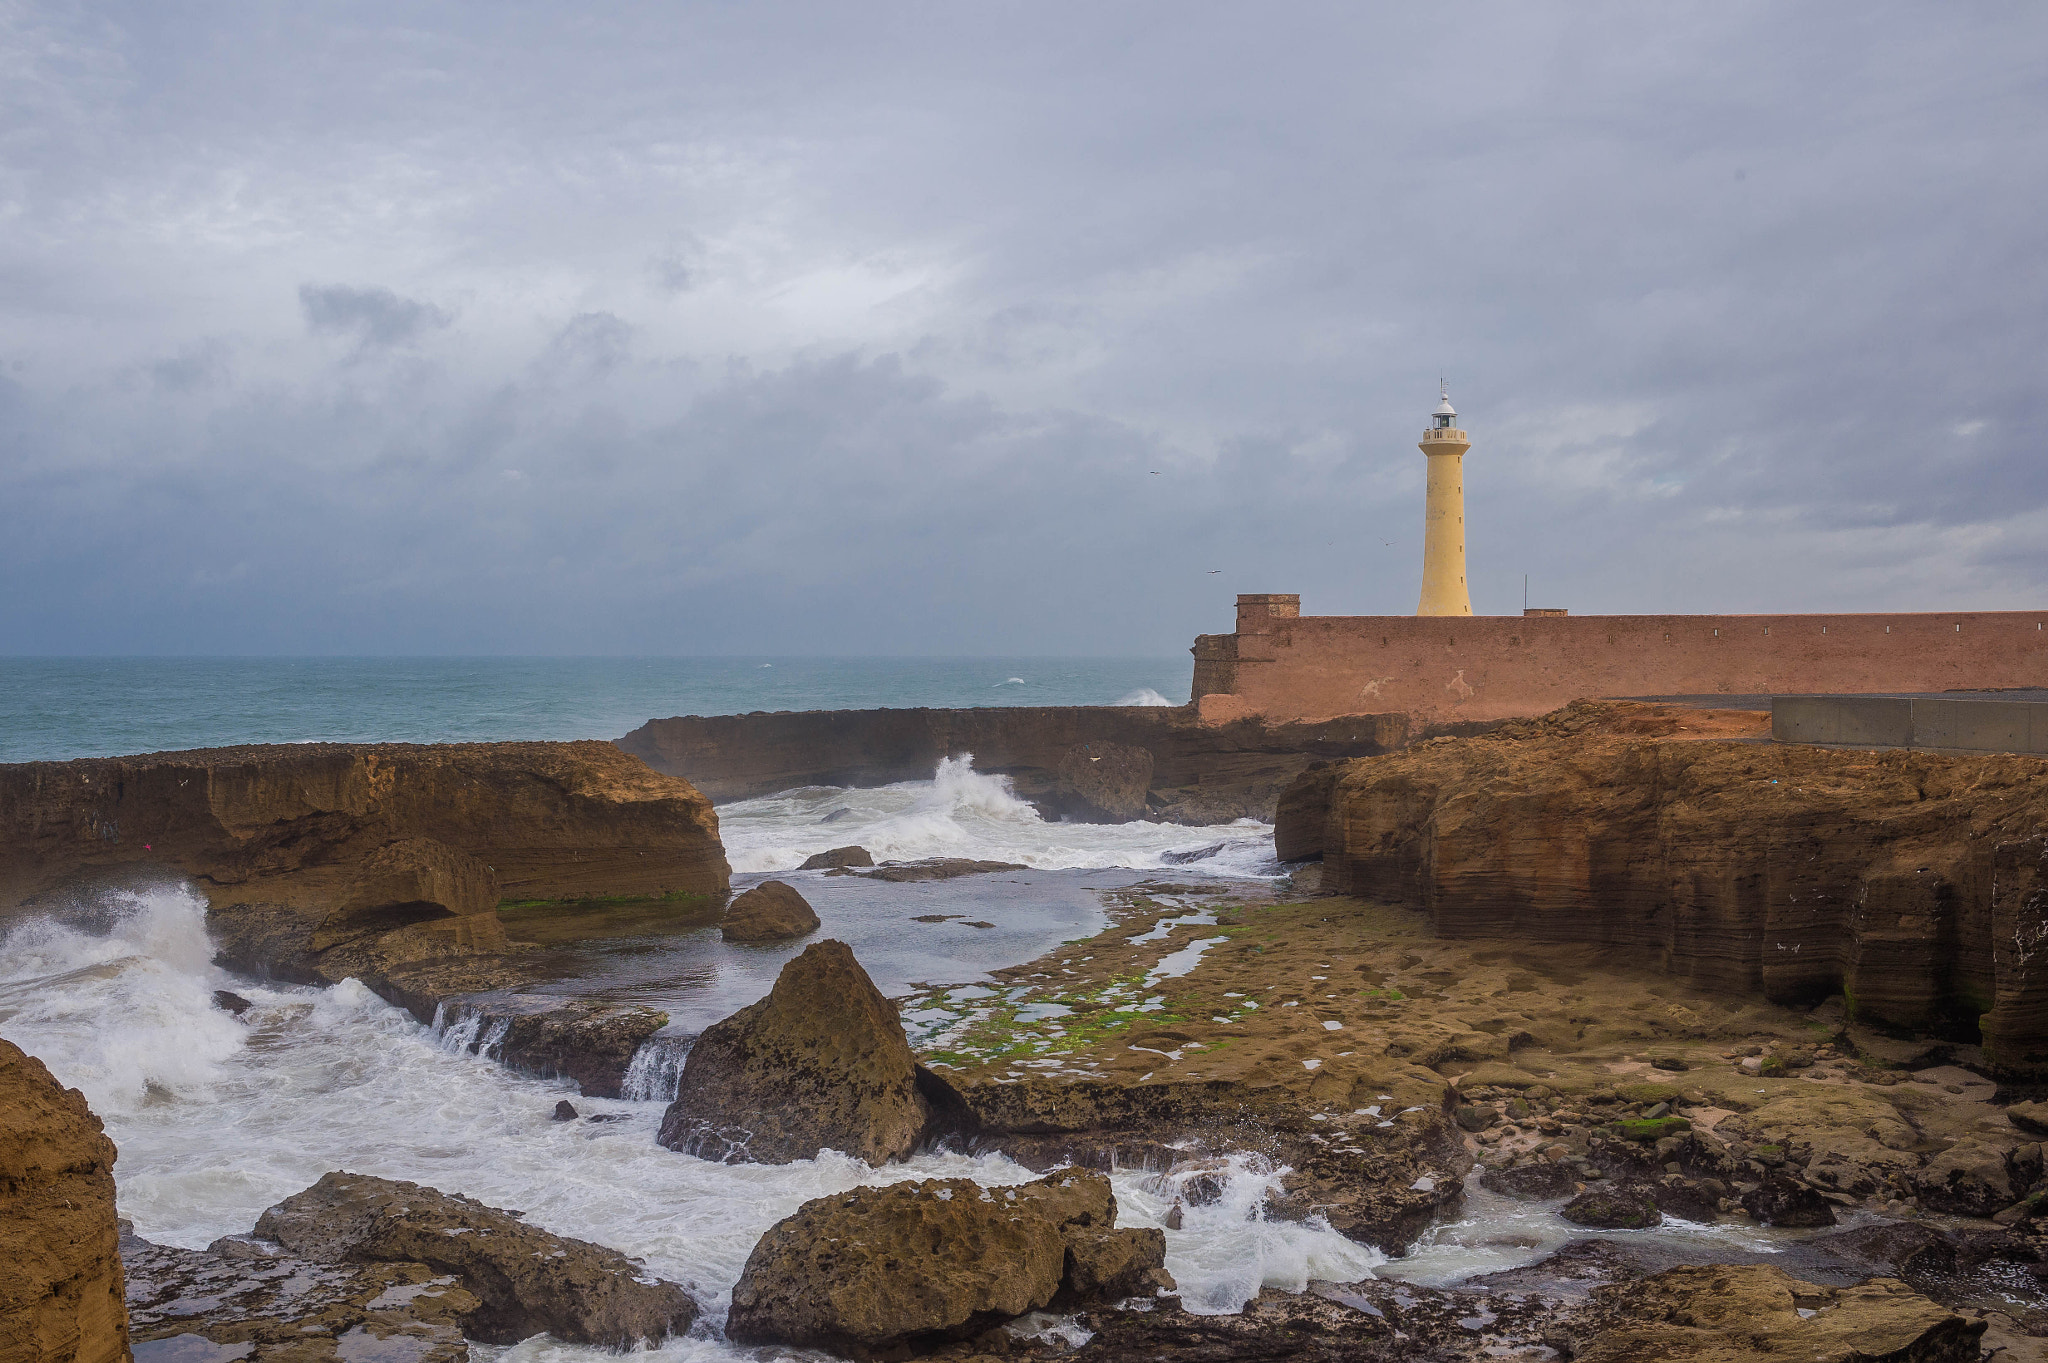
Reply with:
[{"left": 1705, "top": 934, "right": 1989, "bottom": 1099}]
[{"left": 0, "top": 656, "right": 1189, "bottom": 764}]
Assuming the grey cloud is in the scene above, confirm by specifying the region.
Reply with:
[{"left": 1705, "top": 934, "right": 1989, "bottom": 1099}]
[
  {"left": 299, "top": 285, "right": 452, "bottom": 351},
  {"left": 0, "top": 2, "right": 2043, "bottom": 655}
]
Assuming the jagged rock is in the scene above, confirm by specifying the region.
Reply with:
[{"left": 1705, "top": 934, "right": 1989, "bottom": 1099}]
[
  {"left": 212, "top": 990, "right": 252, "bottom": 1015},
  {"left": 1811, "top": 1222, "right": 1959, "bottom": 1280},
  {"left": 1740, "top": 1175, "right": 1839, "bottom": 1227},
  {"left": 1481, "top": 1162, "right": 1578, "bottom": 1201},
  {"left": 799, "top": 845, "right": 873, "bottom": 870},
  {"left": 657, "top": 939, "right": 934, "bottom": 1164},
  {"left": 1556, "top": 1263, "right": 1984, "bottom": 1362},
  {"left": 251, "top": 1172, "right": 696, "bottom": 1347},
  {"left": 958, "top": 1076, "right": 1464, "bottom": 1254},
  {"left": 720, "top": 880, "right": 821, "bottom": 942},
  {"left": 856, "top": 859, "right": 1028, "bottom": 882},
  {"left": 552, "top": 1100, "right": 579, "bottom": 1121},
  {"left": 123, "top": 1224, "right": 475, "bottom": 1363},
  {"left": 1159, "top": 841, "right": 1225, "bottom": 865},
  {"left": 0, "top": 1039, "right": 128, "bottom": 1363},
  {"left": 1057, "top": 1228, "right": 1172, "bottom": 1304},
  {"left": 1297, "top": 699, "right": 2048, "bottom": 1073},
  {"left": 1048, "top": 742, "right": 1155, "bottom": 823},
  {"left": 1917, "top": 1138, "right": 2034, "bottom": 1216},
  {"left": 432, "top": 997, "right": 670, "bottom": 1099},
  {"left": 725, "top": 1168, "right": 1162, "bottom": 1357},
  {"left": 1645, "top": 1175, "right": 1722, "bottom": 1222},
  {"left": 1561, "top": 1186, "right": 1660, "bottom": 1229}
]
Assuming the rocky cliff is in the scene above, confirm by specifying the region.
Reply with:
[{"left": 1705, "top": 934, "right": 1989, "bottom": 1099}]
[
  {"left": 617, "top": 705, "right": 1483, "bottom": 823},
  {"left": 0, "top": 1039, "right": 128, "bottom": 1363},
  {"left": 0, "top": 743, "right": 729, "bottom": 1075},
  {"left": 1277, "top": 700, "right": 2048, "bottom": 1074},
  {"left": 0, "top": 741, "right": 728, "bottom": 909}
]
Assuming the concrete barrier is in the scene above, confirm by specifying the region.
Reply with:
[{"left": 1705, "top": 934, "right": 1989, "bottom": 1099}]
[{"left": 1772, "top": 695, "right": 2048, "bottom": 755}]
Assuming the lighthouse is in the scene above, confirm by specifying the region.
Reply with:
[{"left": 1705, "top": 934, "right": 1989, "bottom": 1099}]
[{"left": 1415, "top": 383, "right": 1473, "bottom": 617}]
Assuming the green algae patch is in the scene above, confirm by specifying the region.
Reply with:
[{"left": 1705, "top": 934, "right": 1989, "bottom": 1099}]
[
  {"left": 1616, "top": 1081, "right": 1684, "bottom": 1105},
  {"left": 1611, "top": 1116, "right": 1692, "bottom": 1142}
]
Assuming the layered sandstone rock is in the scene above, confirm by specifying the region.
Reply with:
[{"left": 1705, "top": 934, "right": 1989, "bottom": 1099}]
[
  {"left": 123, "top": 1225, "right": 477, "bottom": 1363},
  {"left": 1559, "top": 1263, "right": 1984, "bottom": 1362},
  {"left": 1283, "top": 700, "right": 2048, "bottom": 1073},
  {"left": 658, "top": 939, "right": 937, "bottom": 1163},
  {"left": 725, "top": 1168, "right": 1168, "bottom": 1357},
  {"left": 0, "top": 740, "right": 728, "bottom": 910},
  {"left": 0, "top": 1039, "right": 127, "bottom": 1363},
  {"left": 252, "top": 1171, "right": 696, "bottom": 1347},
  {"left": 720, "top": 880, "right": 820, "bottom": 942},
  {"left": 0, "top": 742, "right": 728, "bottom": 1072}
]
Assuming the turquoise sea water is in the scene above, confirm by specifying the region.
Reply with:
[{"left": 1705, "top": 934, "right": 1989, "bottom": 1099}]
[{"left": 0, "top": 656, "right": 1191, "bottom": 763}]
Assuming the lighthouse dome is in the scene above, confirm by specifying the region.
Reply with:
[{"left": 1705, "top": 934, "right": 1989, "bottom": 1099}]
[{"left": 1432, "top": 390, "right": 1457, "bottom": 419}]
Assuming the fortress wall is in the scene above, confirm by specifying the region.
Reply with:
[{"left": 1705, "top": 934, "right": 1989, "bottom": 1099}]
[{"left": 1192, "top": 608, "right": 2048, "bottom": 724}]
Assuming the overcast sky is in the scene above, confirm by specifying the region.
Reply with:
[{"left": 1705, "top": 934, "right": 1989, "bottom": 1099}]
[{"left": 2, "top": 2, "right": 2042, "bottom": 655}]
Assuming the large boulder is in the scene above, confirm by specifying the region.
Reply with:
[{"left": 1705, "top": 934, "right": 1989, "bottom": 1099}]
[
  {"left": 725, "top": 1168, "right": 1169, "bottom": 1356},
  {"left": 720, "top": 881, "right": 821, "bottom": 943},
  {"left": 1916, "top": 1139, "right": 2033, "bottom": 1216},
  {"left": 658, "top": 939, "right": 933, "bottom": 1164},
  {"left": 1561, "top": 1186, "right": 1660, "bottom": 1230},
  {"left": 1739, "top": 1176, "right": 1840, "bottom": 1228},
  {"left": 0, "top": 1039, "right": 128, "bottom": 1363},
  {"left": 252, "top": 1171, "right": 696, "bottom": 1347}
]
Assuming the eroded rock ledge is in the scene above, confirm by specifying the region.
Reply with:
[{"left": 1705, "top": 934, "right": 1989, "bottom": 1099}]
[
  {"left": 1278, "top": 699, "right": 2048, "bottom": 1073},
  {"left": 0, "top": 741, "right": 731, "bottom": 1095}
]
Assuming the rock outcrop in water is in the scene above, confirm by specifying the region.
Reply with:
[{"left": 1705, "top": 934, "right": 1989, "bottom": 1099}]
[
  {"left": 725, "top": 1168, "right": 1169, "bottom": 1357},
  {"left": 720, "top": 880, "right": 820, "bottom": 942},
  {"left": 658, "top": 939, "right": 944, "bottom": 1163},
  {"left": 0, "top": 1039, "right": 128, "bottom": 1363},
  {"left": 252, "top": 1171, "right": 698, "bottom": 1347},
  {"left": 617, "top": 704, "right": 1458, "bottom": 823},
  {"left": 1278, "top": 700, "right": 2048, "bottom": 1074}
]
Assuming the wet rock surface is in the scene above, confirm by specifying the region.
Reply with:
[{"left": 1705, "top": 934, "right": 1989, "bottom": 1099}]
[
  {"left": 848, "top": 858, "right": 1029, "bottom": 882},
  {"left": 720, "top": 879, "right": 821, "bottom": 942},
  {"left": 429, "top": 995, "right": 670, "bottom": 1098},
  {"left": 1, "top": 1038, "right": 128, "bottom": 1363},
  {"left": 1554, "top": 1262, "right": 1986, "bottom": 1362},
  {"left": 123, "top": 1224, "right": 476, "bottom": 1363},
  {"left": 800, "top": 845, "right": 874, "bottom": 870},
  {"left": 658, "top": 939, "right": 937, "bottom": 1163},
  {"left": 251, "top": 1171, "right": 697, "bottom": 1347},
  {"left": 726, "top": 1168, "right": 1170, "bottom": 1358}
]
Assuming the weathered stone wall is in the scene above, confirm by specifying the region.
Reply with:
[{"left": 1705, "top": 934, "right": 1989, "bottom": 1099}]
[
  {"left": 0, "top": 1039, "right": 128, "bottom": 1363},
  {"left": 1280, "top": 701, "right": 2048, "bottom": 1074},
  {"left": 1194, "top": 602, "right": 2048, "bottom": 723},
  {"left": 617, "top": 705, "right": 1429, "bottom": 822}
]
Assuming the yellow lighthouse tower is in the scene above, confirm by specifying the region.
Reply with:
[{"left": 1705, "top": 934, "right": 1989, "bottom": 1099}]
[{"left": 1415, "top": 383, "right": 1473, "bottom": 617}]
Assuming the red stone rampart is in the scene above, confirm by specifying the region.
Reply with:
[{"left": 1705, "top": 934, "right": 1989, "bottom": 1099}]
[{"left": 1191, "top": 606, "right": 2048, "bottom": 724}]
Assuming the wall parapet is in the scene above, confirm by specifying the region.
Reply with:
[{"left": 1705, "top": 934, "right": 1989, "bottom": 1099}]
[{"left": 1190, "top": 599, "right": 2048, "bottom": 723}]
